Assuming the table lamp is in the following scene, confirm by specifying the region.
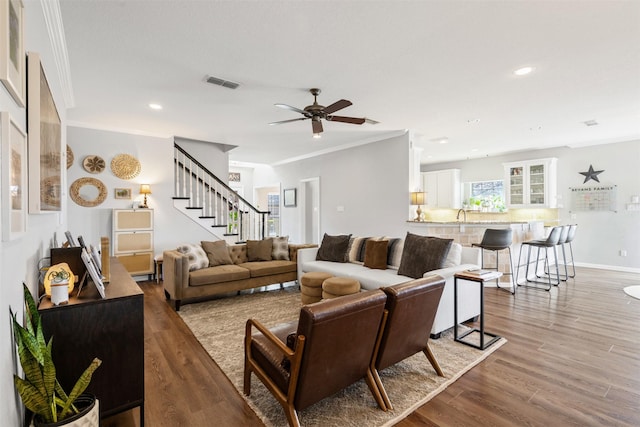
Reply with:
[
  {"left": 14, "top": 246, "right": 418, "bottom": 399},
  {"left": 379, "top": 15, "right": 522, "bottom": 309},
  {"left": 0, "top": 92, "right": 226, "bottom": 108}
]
[
  {"left": 410, "top": 191, "right": 425, "bottom": 221},
  {"left": 139, "top": 184, "right": 151, "bottom": 208}
]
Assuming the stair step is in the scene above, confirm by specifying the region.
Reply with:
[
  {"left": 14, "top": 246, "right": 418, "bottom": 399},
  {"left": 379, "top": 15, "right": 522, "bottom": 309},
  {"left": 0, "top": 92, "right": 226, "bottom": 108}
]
[
  {"left": 223, "top": 233, "right": 239, "bottom": 237},
  {"left": 172, "top": 197, "right": 190, "bottom": 200},
  {"left": 185, "top": 207, "right": 202, "bottom": 210},
  {"left": 211, "top": 225, "right": 227, "bottom": 228},
  {"left": 199, "top": 216, "right": 216, "bottom": 219}
]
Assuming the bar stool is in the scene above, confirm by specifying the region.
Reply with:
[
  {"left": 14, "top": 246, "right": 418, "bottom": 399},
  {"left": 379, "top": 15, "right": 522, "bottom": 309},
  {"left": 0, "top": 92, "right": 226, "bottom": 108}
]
[
  {"left": 561, "top": 224, "right": 577, "bottom": 279},
  {"left": 516, "top": 226, "right": 563, "bottom": 291},
  {"left": 472, "top": 229, "right": 515, "bottom": 294}
]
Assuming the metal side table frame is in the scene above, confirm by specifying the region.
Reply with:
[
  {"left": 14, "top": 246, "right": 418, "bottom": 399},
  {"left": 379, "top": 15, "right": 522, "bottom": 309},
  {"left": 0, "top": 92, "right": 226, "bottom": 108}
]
[{"left": 454, "top": 271, "right": 503, "bottom": 350}]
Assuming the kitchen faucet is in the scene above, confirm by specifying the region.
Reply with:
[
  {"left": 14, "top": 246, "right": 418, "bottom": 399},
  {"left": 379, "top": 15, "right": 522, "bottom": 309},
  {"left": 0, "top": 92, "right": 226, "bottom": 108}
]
[{"left": 456, "top": 208, "right": 466, "bottom": 222}]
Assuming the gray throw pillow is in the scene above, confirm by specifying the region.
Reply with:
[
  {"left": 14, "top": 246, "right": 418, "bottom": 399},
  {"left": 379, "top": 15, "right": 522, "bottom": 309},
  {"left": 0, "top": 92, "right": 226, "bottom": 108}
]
[
  {"left": 316, "top": 233, "right": 351, "bottom": 263},
  {"left": 201, "top": 240, "right": 233, "bottom": 266},
  {"left": 247, "top": 238, "right": 273, "bottom": 261},
  {"left": 397, "top": 232, "right": 453, "bottom": 279}
]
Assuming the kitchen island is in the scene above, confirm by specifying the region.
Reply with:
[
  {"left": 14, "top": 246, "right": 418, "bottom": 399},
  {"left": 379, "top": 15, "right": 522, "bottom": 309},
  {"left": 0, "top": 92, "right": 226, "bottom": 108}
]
[{"left": 407, "top": 220, "right": 546, "bottom": 285}]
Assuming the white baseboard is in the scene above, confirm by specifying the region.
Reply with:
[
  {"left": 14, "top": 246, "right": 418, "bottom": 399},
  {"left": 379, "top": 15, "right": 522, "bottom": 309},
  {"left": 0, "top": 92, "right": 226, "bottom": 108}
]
[{"left": 574, "top": 262, "right": 640, "bottom": 274}]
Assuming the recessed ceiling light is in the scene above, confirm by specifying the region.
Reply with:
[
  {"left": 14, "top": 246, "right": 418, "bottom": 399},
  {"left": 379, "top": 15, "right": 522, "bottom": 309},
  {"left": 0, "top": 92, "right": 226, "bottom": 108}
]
[
  {"left": 514, "top": 66, "right": 534, "bottom": 76},
  {"left": 149, "top": 103, "right": 163, "bottom": 110},
  {"left": 439, "top": 139, "right": 449, "bottom": 144},
  {"left": 471, "top": 148, "right": 479, "bottom": 152},
  {"left": 467, "top": 118, "right": 480, "bottom": 124},
  {"left": 312, "top": 133, "right": 321, "bottom": 139}
]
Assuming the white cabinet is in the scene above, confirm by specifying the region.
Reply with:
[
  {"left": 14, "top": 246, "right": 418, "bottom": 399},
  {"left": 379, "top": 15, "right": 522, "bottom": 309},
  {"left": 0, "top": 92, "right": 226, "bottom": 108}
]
[
  {"left": 422, "top": 169, "right": 461, "bottom": 209},
  {"left": 113, "top": 209, "right": 154, "bottom": 276},
  {"left": 503, "top": 158, "right": 557, "bottom": 208}
]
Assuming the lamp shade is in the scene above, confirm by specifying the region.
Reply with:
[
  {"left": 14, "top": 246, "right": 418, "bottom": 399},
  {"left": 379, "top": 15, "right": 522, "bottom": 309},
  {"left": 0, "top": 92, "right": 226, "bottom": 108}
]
[
  {"left": 410, "top": 191, "right": 425, "bottom": 205},
  {"left": 139, "top": 184, "right": 152, "bottom": 195}
]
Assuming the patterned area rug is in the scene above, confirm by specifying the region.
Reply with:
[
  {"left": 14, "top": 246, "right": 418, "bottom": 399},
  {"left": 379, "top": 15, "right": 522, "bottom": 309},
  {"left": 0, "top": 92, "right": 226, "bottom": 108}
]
[{"left": 179, "top": 287, "right": 506, "bottom": 426}]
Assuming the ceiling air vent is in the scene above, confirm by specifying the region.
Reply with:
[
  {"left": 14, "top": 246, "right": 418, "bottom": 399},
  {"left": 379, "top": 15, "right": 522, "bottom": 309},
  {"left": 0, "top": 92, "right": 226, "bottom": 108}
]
[{"left": 205, "top": 75, "right": 240, "bottom": 90}]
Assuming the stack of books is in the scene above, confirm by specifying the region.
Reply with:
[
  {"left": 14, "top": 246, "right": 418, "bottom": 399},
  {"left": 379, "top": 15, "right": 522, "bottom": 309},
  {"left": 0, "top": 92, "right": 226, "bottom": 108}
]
[{"left": 460, "top": 268, "right": 500, "bottom": 278}]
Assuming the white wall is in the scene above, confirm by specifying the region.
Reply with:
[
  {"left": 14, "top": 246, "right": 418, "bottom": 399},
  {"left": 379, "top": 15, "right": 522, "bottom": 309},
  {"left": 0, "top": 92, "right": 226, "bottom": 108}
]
[
  {"left": 422, "top": 140, "right": 640, "bottom": 270},
  {"left": 66, "top": 126, "right": 234, "bottom": 261},
  {"left": 254, "top": 133, "right": 412, "bottom": 243},
  {"left": 0, "top": 3, "right": 72, "bottom": 424}
]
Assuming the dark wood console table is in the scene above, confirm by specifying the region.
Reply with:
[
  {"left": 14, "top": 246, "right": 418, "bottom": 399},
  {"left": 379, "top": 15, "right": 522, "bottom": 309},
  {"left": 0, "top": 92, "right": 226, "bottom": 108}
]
[{"left": 39, "top": 257, "right": 144, "bottom": 425}]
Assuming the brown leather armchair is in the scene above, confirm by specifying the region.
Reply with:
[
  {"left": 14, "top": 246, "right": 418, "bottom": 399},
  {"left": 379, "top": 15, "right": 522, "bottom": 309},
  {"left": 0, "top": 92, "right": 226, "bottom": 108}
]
[
  {"left": 244, "top": 290, "right": 388, "bottom": 427},
  {"left": 372, "top": 275, "right": 446, "bottom": 410}
]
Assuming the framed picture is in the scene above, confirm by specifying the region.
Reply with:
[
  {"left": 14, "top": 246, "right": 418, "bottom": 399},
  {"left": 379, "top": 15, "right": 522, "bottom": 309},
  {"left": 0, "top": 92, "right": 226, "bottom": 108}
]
[
  {"left": 283, "top": 188, "right": 297, "bottom": 207},
  {"left": 114, "top": 187, "right": 132, "bottom": 199},
  {"left": 1, "top": 112, "right": 26, "bottom": 241},
  {"left": 81, "top": 247, "right": 105, "bottom": 299},
  {"left": 27, "top": 52, "right": 62, "bottom": 213},
  {"left": 0, "top": 0, "right": 25, "bottom": 107}
]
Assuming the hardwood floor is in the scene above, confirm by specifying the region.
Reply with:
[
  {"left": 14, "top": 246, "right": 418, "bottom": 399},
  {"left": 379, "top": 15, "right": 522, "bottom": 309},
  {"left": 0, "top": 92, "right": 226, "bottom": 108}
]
[{"left": 104, "top": 267, "right": 640, "bottom": 426}]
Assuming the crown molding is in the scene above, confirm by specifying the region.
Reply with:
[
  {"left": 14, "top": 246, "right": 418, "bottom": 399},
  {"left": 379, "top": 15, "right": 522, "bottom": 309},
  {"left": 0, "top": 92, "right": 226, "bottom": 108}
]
[{"left": 40, "top": 0, "right": 74, "bottom": 108}]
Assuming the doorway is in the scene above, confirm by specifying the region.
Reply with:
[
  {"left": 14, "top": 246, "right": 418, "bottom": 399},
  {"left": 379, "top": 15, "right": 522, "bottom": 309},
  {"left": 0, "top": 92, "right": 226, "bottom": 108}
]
[{"left": 300, "top": 177, "right": 320, "bottom": 244}]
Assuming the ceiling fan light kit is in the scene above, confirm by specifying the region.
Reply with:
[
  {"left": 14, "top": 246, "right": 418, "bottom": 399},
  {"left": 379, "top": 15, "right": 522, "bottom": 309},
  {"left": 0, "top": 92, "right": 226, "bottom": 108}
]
[{"left": 269, "top": 88, "right": 374, "bottom": 137}]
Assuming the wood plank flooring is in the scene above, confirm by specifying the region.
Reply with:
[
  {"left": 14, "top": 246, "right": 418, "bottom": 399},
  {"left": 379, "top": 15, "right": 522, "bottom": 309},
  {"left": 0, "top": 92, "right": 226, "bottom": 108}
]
[{"left": 104, "top": 267, "right": 640, "bottom": 426}]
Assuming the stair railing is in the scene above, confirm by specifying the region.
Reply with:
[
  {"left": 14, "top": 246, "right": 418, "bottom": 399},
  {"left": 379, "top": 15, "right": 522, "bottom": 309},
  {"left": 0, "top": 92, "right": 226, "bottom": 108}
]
[{"left": 173, "top": 143, "right": 269, "bottom": 242}]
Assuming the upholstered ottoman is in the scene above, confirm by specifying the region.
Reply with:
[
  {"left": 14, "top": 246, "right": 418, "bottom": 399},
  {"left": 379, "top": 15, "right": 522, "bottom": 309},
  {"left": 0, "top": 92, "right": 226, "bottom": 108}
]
[
  {"left": 300, "top": 272, "right": 333, "bottom": 304},
  {"left": 322, "top": 277, "right": 361, "bottom": 299}
]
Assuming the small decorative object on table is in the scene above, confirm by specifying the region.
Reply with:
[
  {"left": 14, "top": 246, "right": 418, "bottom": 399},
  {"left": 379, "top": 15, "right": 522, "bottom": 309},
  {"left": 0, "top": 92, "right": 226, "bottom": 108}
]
[{"left": 44, "top": 262, "right": 75, "bottom": 306}]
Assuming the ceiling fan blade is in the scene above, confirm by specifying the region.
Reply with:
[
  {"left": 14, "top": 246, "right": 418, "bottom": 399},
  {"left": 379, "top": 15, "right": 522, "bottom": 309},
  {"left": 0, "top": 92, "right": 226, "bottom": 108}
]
[
  {"left": 268, "top": 117, "right": 309, "bottom": 126},
  {"left": 312, "top": 119, "right": 323, "bottom": 134},
  {"left": 323, "top": 99, "right": 352, "bottom": 115},
  {"left": 364, "top": 117, "right": 380, "bottom": 125},
  {"left": 274, "top": 103, "right": 309, "bottom": 116},
  {"left": 326, "top": 115, "right": 366, "bottom": 125}
]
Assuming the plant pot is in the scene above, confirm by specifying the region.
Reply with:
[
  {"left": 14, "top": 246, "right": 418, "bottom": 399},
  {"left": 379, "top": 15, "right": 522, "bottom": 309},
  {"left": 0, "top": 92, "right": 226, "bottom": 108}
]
[
  {"left": 50, "top": 281, "right": 70, "bottom": 305},
  {"left": 34, "top": 393, "right": 99, "bottom": 427}
]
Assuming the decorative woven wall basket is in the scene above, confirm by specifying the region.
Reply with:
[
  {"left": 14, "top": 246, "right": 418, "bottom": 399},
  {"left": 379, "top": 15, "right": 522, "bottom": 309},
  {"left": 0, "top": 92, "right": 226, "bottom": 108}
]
[
  {"left": 69, "top": 177, "right": 107, "bottom": 207},
  {"left": 111, "top": 154, "right": 141, "bottom": 180}
]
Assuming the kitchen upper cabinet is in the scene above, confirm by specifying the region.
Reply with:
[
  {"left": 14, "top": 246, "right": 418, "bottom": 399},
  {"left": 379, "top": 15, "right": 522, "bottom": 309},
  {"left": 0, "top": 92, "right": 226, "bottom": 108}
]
[
  {"left": 503, "top": 158, "right": 557, "bottom": 208},
  {"left": 422, "top": 169, "right": 461, "bottom": 209}
]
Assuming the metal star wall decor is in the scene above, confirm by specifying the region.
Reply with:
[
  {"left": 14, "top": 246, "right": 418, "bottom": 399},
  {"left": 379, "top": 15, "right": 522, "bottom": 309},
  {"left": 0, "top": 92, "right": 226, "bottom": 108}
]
[{"left": 579, "top": 164, "right": 604, "bottom": 183}]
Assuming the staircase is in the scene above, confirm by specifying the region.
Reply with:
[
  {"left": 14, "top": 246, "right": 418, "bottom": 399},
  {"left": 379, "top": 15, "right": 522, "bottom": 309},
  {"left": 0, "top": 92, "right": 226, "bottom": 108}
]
[{"left": 173, "top": 143, "right": 269, "bottom": 243}]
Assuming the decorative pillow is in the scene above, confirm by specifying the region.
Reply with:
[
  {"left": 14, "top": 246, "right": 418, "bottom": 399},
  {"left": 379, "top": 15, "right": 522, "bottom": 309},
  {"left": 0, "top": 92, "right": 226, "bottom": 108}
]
[
  {"left": 176, "top": 243, "right": 209, "bottom": 271},
  {"left": 246, "top": 238, "right": 273, "bottom": 262},
  {"left": 201, "top": 240, "right": 233, "bottom": 267},
  {"left": 385, "top": 237, "right": 404, "bottom": 269},
  {"left": 271, "top": 236, "right": 290, "bottom": 260},
  {"left": 364, "top": 239, "right": 388, "bottom": 270},
  {"left": 397, "top": 233, "right": 453, "bottom": 279},
  {"left": 316, "top": 233, "right": 351, "bottom": 262},
  {"left": 347, "top": 237, "right": 371, "bottom": 264},
  {"left": 443, "top": 242, "right": 462, "bottom": 268}
]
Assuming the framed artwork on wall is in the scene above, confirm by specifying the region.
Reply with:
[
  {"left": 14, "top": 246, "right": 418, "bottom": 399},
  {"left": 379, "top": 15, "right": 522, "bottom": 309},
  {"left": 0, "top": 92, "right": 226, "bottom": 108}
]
[
  {"left": 0, "top": 0, "right": 25, "bottom": 107},
  {"left": 114, "top": 187, "right": 132, "bottom": 199},
  {"left": 27, "top": 52, "right": 62, "bottom": 213},
  {"left": 1, "top": 112, "right": 27, "bottom": 241},
  {"left": 283, "top": 188, "right": 297, "bottom": 207}
]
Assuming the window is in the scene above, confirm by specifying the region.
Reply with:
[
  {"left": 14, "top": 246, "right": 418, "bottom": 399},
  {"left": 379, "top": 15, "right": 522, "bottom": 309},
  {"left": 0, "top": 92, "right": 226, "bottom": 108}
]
[
  {"left": 466, "top": 180, "right": 506, "bottom": 211},
  {"left": 267, "top": 193, "right": 280, "bottom": 236}
]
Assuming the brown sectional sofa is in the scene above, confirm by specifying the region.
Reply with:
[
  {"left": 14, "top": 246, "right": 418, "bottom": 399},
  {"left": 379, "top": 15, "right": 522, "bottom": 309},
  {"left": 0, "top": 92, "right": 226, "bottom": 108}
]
[{"left": 163, "top": 242, "right": 315, "bottom": 310}]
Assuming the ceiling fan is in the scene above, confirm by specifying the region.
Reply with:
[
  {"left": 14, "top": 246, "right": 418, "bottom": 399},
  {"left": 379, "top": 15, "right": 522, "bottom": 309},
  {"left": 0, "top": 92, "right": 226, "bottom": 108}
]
[{"left": 269, "top": 88, "right": 371, "bottom": 137}]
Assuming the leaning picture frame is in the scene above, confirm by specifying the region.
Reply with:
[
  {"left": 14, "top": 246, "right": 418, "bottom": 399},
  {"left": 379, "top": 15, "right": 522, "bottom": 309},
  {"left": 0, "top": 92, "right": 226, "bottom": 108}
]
[
  {"left": 0, "top": 0, "right": 25, "bottom": 107},
  {"left": 27, "top": 51, "right": 62, "bottom": 213},
  {"left": 283, "top": 188, "right": 296, "bottom": 207},
  {"left": 1, "top": 112, "right": 27, "bottom": 241},
  {"left": 81, "top": 247, "right": 106, "bottom": 298}
]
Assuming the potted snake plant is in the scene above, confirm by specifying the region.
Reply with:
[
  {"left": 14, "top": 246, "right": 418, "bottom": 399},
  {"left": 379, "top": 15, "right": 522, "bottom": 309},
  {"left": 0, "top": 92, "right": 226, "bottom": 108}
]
[{"left": 11, "top": 283, "right": 102, "bottom": 426}]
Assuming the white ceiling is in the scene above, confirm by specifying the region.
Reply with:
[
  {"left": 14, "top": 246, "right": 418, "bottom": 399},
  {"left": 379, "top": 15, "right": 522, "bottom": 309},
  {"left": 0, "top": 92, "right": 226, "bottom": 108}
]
[{"left": 58, "top": 0, "right": 640, "bottom": 165}]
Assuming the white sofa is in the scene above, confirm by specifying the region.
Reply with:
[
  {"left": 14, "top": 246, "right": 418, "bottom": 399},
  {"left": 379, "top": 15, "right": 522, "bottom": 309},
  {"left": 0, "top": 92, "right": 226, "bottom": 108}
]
[{"left": 297, "top": 242, "right": 482, "bottom": 337}]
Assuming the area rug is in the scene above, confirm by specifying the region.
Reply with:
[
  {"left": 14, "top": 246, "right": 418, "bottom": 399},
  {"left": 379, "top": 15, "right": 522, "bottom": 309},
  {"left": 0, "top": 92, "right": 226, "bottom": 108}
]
[{"left": 179, "top": 287, "right": 506, "bottom": 426}]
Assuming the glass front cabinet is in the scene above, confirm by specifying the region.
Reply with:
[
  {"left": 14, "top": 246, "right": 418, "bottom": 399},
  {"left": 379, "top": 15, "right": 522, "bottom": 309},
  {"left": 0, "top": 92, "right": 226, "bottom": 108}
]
[{"left": 503, "top": 158, "right": 557, "bottom": 208}]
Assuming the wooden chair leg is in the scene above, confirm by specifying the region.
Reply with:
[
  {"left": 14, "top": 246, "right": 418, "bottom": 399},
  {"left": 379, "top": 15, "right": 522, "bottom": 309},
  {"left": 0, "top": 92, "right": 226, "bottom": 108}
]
[
  {"left": 423, "top": 343, "right": 444, "bottom": 377},
  {"left": 283, "top": 403, "right": 300, "bottom": 427},
  {"left": 365, "top": 369, "right": 388, "bottom": 411},
  {"left": 370, "top": 368, "right": 392, "bottom": 411}
]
